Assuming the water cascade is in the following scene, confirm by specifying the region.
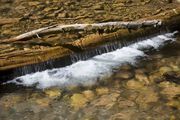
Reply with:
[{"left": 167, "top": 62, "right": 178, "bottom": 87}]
[{"left": 6, "top": 32, "right": 178, "bottom": 89}]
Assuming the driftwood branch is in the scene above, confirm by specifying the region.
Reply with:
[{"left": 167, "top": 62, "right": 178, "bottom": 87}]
[{"left": 0, "top": 20, "right": 161, "bottom": 43}]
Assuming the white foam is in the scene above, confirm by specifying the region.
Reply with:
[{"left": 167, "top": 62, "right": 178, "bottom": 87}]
[{"left": 7, "top": 32, "right": 177, "bottom": 89}]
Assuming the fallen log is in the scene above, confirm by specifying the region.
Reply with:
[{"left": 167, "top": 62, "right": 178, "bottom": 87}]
[
  {"left": 1, "top": 7, "right": 179, "bottom": 44},
  {"left": 0, "top": 20, "right": 161, "bottom": 43},
  {"left": 0, "top": 8, "right": 180, "bottom": 81}
]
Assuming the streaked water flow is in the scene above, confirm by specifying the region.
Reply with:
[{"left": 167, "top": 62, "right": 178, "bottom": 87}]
[{"left": 6, "top": 32, "right": 177, "bottom": 89}]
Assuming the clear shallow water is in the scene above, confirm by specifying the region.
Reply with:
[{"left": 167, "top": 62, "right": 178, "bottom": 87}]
[
  {"left": 1, "top": 32, "right": 180, "bottom": 120},
  {"left": 7, "top": 32, "right": 177, "bottom": 89}
]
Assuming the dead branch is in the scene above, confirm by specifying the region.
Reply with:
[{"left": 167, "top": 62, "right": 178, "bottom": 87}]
[{"left": 0, "top": 20, "right": 161, "bottom": 43}]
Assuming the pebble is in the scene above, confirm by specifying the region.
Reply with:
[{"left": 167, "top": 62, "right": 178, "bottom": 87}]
[
  {"left": 159, "top": 66, "right": 172, "bottom": 75},
  {"left": 58, "top": 13, "right": 68, "bottom": 18},
  {"left": 159, "top": 81, "right": 180, "bottom": 100},
  {"left": 126, "top": 79, "right": 145, "bottom": 90},
  {"left": 118, "top": 99, "right": 135, "bottom": 108},
  {"left": 135, "top": 89, "right": 159, "bottom": 109},
  {"left": 28, "top": 2, "right": 40, "bottom": 6},
  {"left": 95, "top": 87, "right": 109, "bottom": 95},
  {"left": 35, "top": 98, "right": 51, "bottom": 107},
  {"left": 44, "top": 88, "right": 62, "bottom": 99},
  {"left": 166, "top": 100, "right": 180, "bottom": 110},
  {"left": 0, "top": 94, "right": 22, "bottom": 108},
  {"left": 135, "top": 73, "right": 150, "bottom": 85},
  {"left": 92, "top": 93, "right": 120, "bottom": 109},
  {"left": 82, "top": 90, "right": 95, "bottom": 100},
  {"left": 114, "top": 70, "right": 134, "bottom": 80},
  {"left": 71, "top": 93, "right": 88, "bottom": 108}
]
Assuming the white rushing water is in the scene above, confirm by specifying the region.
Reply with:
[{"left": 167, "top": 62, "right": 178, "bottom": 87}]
[{"left": 7, "top": 32, "right": 177, "bottom": 89}]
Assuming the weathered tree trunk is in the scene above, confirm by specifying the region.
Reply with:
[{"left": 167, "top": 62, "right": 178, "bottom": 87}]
[
  {"left": 0, "top": 8, "right": 180, "bottom": 78},
  {"left": 0, "top": 20, "right": 161, "bottom": 43}
]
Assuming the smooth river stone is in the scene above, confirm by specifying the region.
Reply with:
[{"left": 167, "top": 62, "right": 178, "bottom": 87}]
[{"left": 114, "top": 70, "right": 134, "bottom": 80}]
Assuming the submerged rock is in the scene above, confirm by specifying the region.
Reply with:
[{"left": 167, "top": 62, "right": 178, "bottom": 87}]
[
  {"left": 149, "top": 72, "right": 162, "bottom": 83},
  {"left": 135, "top": 88, "right": 159, "bottom": 109},
  {"left": 159, "top": 81, "right": 180, "bottom": 100},
  {"left": 0, "top": 94, "right": 22, "bottom": 108},
  {"left": 166, "top": 100, "right": 180, "bottom": 110},
  {"left": 135, "top": 72, "right": 150, "bottom": 85},
  {"left": 35, "top": 98, "right": 51, "bottom": 107},
  {"left": 92, "top": 93, "right": 120, "bottom": 109},
  {"left": 118, "top": 64, "right": 132, "bottom": 71},
  {"left": 71, "top": 93, "right": 88, "bottom": 109},
  {"left": 114, "top": 70, "right": 134, "bottom": 80},
  {"left": 82, "top": 90, "right": 95, "bottom": 100},
  {"left": 159, "top": 66, "right": 172, "bottom": 75},
  {"left": 109, "top": 109, "right": 136, "bottom": 120},
  {"left": 44, "top": 88, "right": 62, "bottom": 99},
  {"left": 95, "top": 87, "right": 109, "bottom": 95},
  {"left": 126, "top": 79, "right": 145, "bottom": 90},
  {"left": 118, "top": 99, "right": 135, "bottom": 108}
]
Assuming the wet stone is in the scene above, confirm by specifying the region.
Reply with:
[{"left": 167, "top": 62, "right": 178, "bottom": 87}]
[
  {"left": 149, "top": 72, "right": 162, "bottom": 83},
  {"left": 118, "top": 99, "right": 135, "bottom": 108},
  {"left": 114, "top": 70, "right": 134, "bottom": 80},
  {"left": 126, "top": 79, "right": 145, "bottom": 90},
  {"left": 82, "top": 90, "right": 95, "bottom": 100},
  {"left": 109, "top": 109, "right": 136, "bottom": 120},
  {"left": 44, "top": 88, "right": 62, "bottom": 99},
  {"left": 70, "top": 93, "right": 88, "bottom": 109},
  {"left": 119, "top": 64, "right": 132, "bottom": 71},
  {"left": 135, "top": 73, "right": 150, "bottom": 85},
  {"left": 35, "top": 98, "right": 51, "bottom": 107},
  {"left": 58, "top": 12, "right": 69, "bottom": 18},
  {"left": 0, "top": 94, "right": 22, "bottom": 109},
  {"left": 43, "top": 7, "right": 53, "bottom": 12},
  {"left": 135, "top": 88, "right": 159, "bottom": 109},
  {"left": 95, "top": 87, "right": 109, "bottom": 95},
  {"left": 159, "top": 66, "right": 172, "bottom": 75},
  {"left": 159, "top": 81, "right": 180, "bottom": 100},
  {"left": 92, "top": 93, "right": 120, "bottom": 109},
  {"left": 28, "top": 2, "right": 40, "bottom": 6},
  {"left": 93, "top": 4, "right": 104, "bottom": 10},
  {"left": 166, "top": 100, "right": 180, "bottom": 110}
]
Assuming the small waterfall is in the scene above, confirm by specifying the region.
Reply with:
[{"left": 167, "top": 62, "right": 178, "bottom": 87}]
[
  {"left": 5, "top": 32, "right": 177, "bottom": 89},
  {"left": 0, "top": 31, "right": 177, "bottom": 83},
  {"left": 70, "top": 31, "right": 176, "bottom": 62}
]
